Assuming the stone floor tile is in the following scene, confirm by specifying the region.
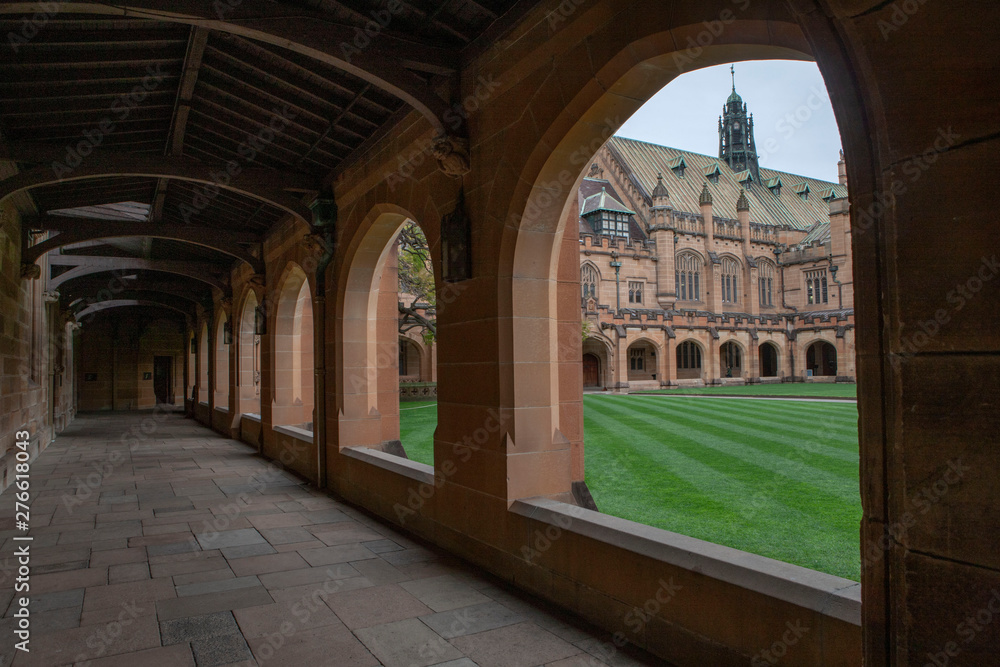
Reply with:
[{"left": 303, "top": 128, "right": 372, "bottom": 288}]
[
  {"left": 246, "top": 513, "right": 308, "bottom": 530},
  {"left": 267, "top": 575, "right": 373, "bottom": 604},
  {"left": 233, "top": 599, "right": 346, "bottom": 638},
  {"left": 355, "top": 617, "right": 462, "bottom": 667},
  {"left": 90, "top": 547, "right": 148, "bottom": 568},
  {"left": 400, "top": 575, "right": 492, "bottom": 612},
  {"left": 227, "top": 551, "right": 309, "bottom": 577},
  {"left": 256, "top": 563, "right": 358, "bottom": 590},
  {"left": 191, "top": 632, "right": 255, "bottom": 667},
  {"left": 109, "top": 562, "right": 150, "bottom": 584},
  {"left": 420, "top": 601, "right": 525, "bottom": 639},
  {"left": 195, "top": 528, "right": 266, "bottom": 550},
  {"left": 175, "top": 575, "right": 261, "bottom": 597},
  {"left": 258, "top": 526, "right": 315, "bottom": 545},
  {"left": 221, "top": 543, "right": 276, "bottom": 559},
  {"left": 82, "top": 577, "right": 176, "bottom": 612},
  {"left": 298, "top": 543, "right": 377, "bottom": 567},
  {"left": 449, "top": 622, "right": 582, "bottom": 667},
  {"left": 155, "top": 585, "right": 275, "bottom": 621},
  {"left": 160, "top": 610, "right": 240, "bottom": 644},
  {"left": 350, "top": 558, "right": 408, "bottom": 585},
  {"left": 79, "top": 643, "right": 196, "bottom": 667},
  {"left": 248, "top": 624, "right": 379, "bottom": 666},
  {"left": 324, "top": 583, "right": 432, "bottom": 630}
]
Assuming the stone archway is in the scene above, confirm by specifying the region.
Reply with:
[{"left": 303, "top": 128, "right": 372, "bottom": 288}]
[
  {"left": 759, "top": 342, "right": 780, "bottom": 378},
  {"left": 806, "top": 340, "right": 837, "bottom": 377}
]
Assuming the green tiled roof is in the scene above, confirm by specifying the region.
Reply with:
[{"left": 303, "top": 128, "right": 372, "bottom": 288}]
[
  {"left": 581, "top": 187, "right": 635, "bottom": 216},
  {"left": 608, "top": 136, "right": 848, "bottom": 231}
]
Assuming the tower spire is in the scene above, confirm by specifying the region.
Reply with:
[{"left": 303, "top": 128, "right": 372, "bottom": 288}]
[
  {"left": 720, "top": 64, "right": 760, "bottom": 182},
  {"left": 731, "top": 64, "right": 735, "bottom": 92}
]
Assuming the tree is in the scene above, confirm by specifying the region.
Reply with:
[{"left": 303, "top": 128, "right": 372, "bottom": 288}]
[{"left": 397, "top": 222, "right": 436, "bottom": 341}]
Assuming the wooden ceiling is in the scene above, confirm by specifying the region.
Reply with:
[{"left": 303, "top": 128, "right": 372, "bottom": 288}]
[{"left": 0, "top": 1, "right": 528, "bottom": 321}]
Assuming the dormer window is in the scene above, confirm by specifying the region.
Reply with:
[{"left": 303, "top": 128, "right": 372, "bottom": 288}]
[
  {"left": 766, "top": 177, "right": 782, "bottom": 196},
  {"left": 704, "top": 163, "right": 722, "bottom": 185},
  {"left": 793, "top": 182, "right": 811, "bottom": 200},
  {"left": 668, "top": 156, "right": 686, "bottom": 179}
]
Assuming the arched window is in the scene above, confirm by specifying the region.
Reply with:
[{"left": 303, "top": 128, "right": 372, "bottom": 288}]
[
  {"left": 676, "top": 340, "right": 703, "bottom": 380},
  {"left": 758, "top": 260, "right": 775, "bottom": 306},
  {"left": 675, "top": 252, "right": 702, "bottom": 301},
  {"left": 581, "top": 263, "right": 599, "bottom": 301},
  {"left": 805, "top": 269, "right": 829, "bottom": 305},
  {"left": 721, "top": 257, "right": 740, "bottom": 304}
]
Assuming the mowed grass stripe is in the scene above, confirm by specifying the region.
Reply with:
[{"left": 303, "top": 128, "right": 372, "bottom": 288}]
[
  {"left": 584, "top": 403, "right": 860, "bottom": 577},
  {"left": 582, "top": 408, "right": 738, "bottom": 536},
  {"left": 631, "top": 396, "right": 859, "bottom": 464},
  {"left": 584, "top": 398, "right": 857, "bottom": 530},
  {"left": 589, "top": 397, "right": 859, "bottom": 507},
  {"left": 645, "top": 395, "right": 861, "bottom": 438},
  {"left": 583, "top": 406, "right": 822, "bottom": 534}
]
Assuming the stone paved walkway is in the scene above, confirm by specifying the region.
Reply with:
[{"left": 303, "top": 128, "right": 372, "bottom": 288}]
[{"left": 0, "top": 413, "right": 666, "bottom": 667}]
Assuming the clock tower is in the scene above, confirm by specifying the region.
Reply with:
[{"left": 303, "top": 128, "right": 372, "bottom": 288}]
[{"left": 718, "top": 66, "right": 760, "bottom": 183}]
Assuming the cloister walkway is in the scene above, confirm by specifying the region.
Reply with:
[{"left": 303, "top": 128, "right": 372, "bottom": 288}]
[{"left": 0, "top": 413, "right": 663, "bottom": 667}]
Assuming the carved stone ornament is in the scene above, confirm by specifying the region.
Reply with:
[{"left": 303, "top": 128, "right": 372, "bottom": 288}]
[
  {"left": 20, "top": 263, "right": 40, "bottom": 280},
  {"left": 432, "top": 134, "right": 471, "bottom": 177},
  {"left": 249, "top": 274, "right": 266, "bottom": 288},
  {"left": 299, "top": 233, "right": 324, "bottom": 254}
]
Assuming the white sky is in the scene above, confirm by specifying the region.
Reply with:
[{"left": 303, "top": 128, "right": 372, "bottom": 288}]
[{"left": 615, "top": 60, "right": 843, "bottom": 183}]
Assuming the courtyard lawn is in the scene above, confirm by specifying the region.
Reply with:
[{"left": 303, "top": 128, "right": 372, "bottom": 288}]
[
  {"left": 636, "top": 382, "right": 857, "bottom": 398},
  {"left": 398, "top": 401, "right": 437, "bottom": 465},
  {"left": 399, "top": 393, "right": 861, "bottom": 581}
]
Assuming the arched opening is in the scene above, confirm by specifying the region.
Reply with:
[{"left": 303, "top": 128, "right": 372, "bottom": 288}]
[
  {"left": 806, "top": 340, "right": 837, "bottom": 377},
  {"left": 759, "top": 342, "right": 779, "bottom": 378},
  {"left": 720, "top": 340, "right": 743, "bottom": 378},
  {"left": 582, "top": 336, "right": 612, "bottom": 390},
  {"left": 582, "top": 353, "right": 600, "bottom": 387},
  {"left": 626, "top": 340, "right": 658, "bottom": 382},
  {"left": 273, "top": 265, "right": 313, "bottom": 429},
  {"left": 340, "top": 208, "right": 437, "bottom": 463},
  {"left": 399, "top": 337, "right": 421, "bottom": 380},
  {"left": 675, "top": 340, "right": 704, "bottom": 381},
  {"left": 238, "top": 292, "right": 261, "bottom": 415},
  {"left": 214, "top": 313, "right": 229, "bottom": 407},
  {"left": 198, "top": 321, "right": 209, "bottom": 404}
]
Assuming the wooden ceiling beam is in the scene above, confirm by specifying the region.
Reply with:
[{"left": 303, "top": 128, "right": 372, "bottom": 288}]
[{"left": 0, "top": 2, "right": 457, "bottom": 132}]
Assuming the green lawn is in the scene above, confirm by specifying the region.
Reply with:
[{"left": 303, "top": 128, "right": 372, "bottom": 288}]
[
  {"left": 637, "top": 382, "right": 857, "bottom": 398},
  {"left": 398, "top": 401, "right": 437, "bottom": 465},
  {"left": 399, "top": 394, "right": 861, "bottom": 581}
]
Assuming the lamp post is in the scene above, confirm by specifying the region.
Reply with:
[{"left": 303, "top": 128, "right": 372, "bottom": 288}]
[{"left": 610, "top": 251, "right": 622, "bottom": 314}]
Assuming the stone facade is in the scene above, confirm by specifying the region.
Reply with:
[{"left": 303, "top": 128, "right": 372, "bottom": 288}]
[{"left": 577, "top": 132, "right": 855, "bottom": 391}]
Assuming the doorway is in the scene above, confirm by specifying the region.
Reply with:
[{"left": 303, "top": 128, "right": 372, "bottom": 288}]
[
  {"left": 583, "top": 353, "right": 600, "bottom": 387},
  {"left": 154, "top": 356, "right": 173, "bottom": 405}
]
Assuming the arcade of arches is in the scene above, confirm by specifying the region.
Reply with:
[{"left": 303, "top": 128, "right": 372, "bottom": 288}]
[{"left": 0, "top": 2, "right": 997, "bottom": 665}]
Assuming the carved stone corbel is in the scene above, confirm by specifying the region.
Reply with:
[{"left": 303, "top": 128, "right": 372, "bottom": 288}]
[
  {"left": 20, "top": 263, "right": 40, "bottom": 280},
  {"left": 432, "top": 134, "right": 471, "bottom": 177}
]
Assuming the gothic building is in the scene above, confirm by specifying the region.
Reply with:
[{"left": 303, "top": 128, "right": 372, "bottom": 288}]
[{"left": 578, "top": 79, "right": 853, "bottom": 390}]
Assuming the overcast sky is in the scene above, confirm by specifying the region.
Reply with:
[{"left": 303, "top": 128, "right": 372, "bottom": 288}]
[{"left": 616, "top": 60, "right": 843, "bottom": 183}]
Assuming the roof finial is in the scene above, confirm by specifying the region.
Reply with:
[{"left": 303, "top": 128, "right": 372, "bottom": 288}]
[{"left": 731, "top": 64, "right": 735, "bottom": 92}]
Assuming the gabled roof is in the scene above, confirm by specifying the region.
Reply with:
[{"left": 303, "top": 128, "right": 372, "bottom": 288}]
[
  {"left": 581, "top": 187, "right": 636, "bottom": 216},
  {"left": 606, "top": 136, "right": 848, "bottom": 231}
]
